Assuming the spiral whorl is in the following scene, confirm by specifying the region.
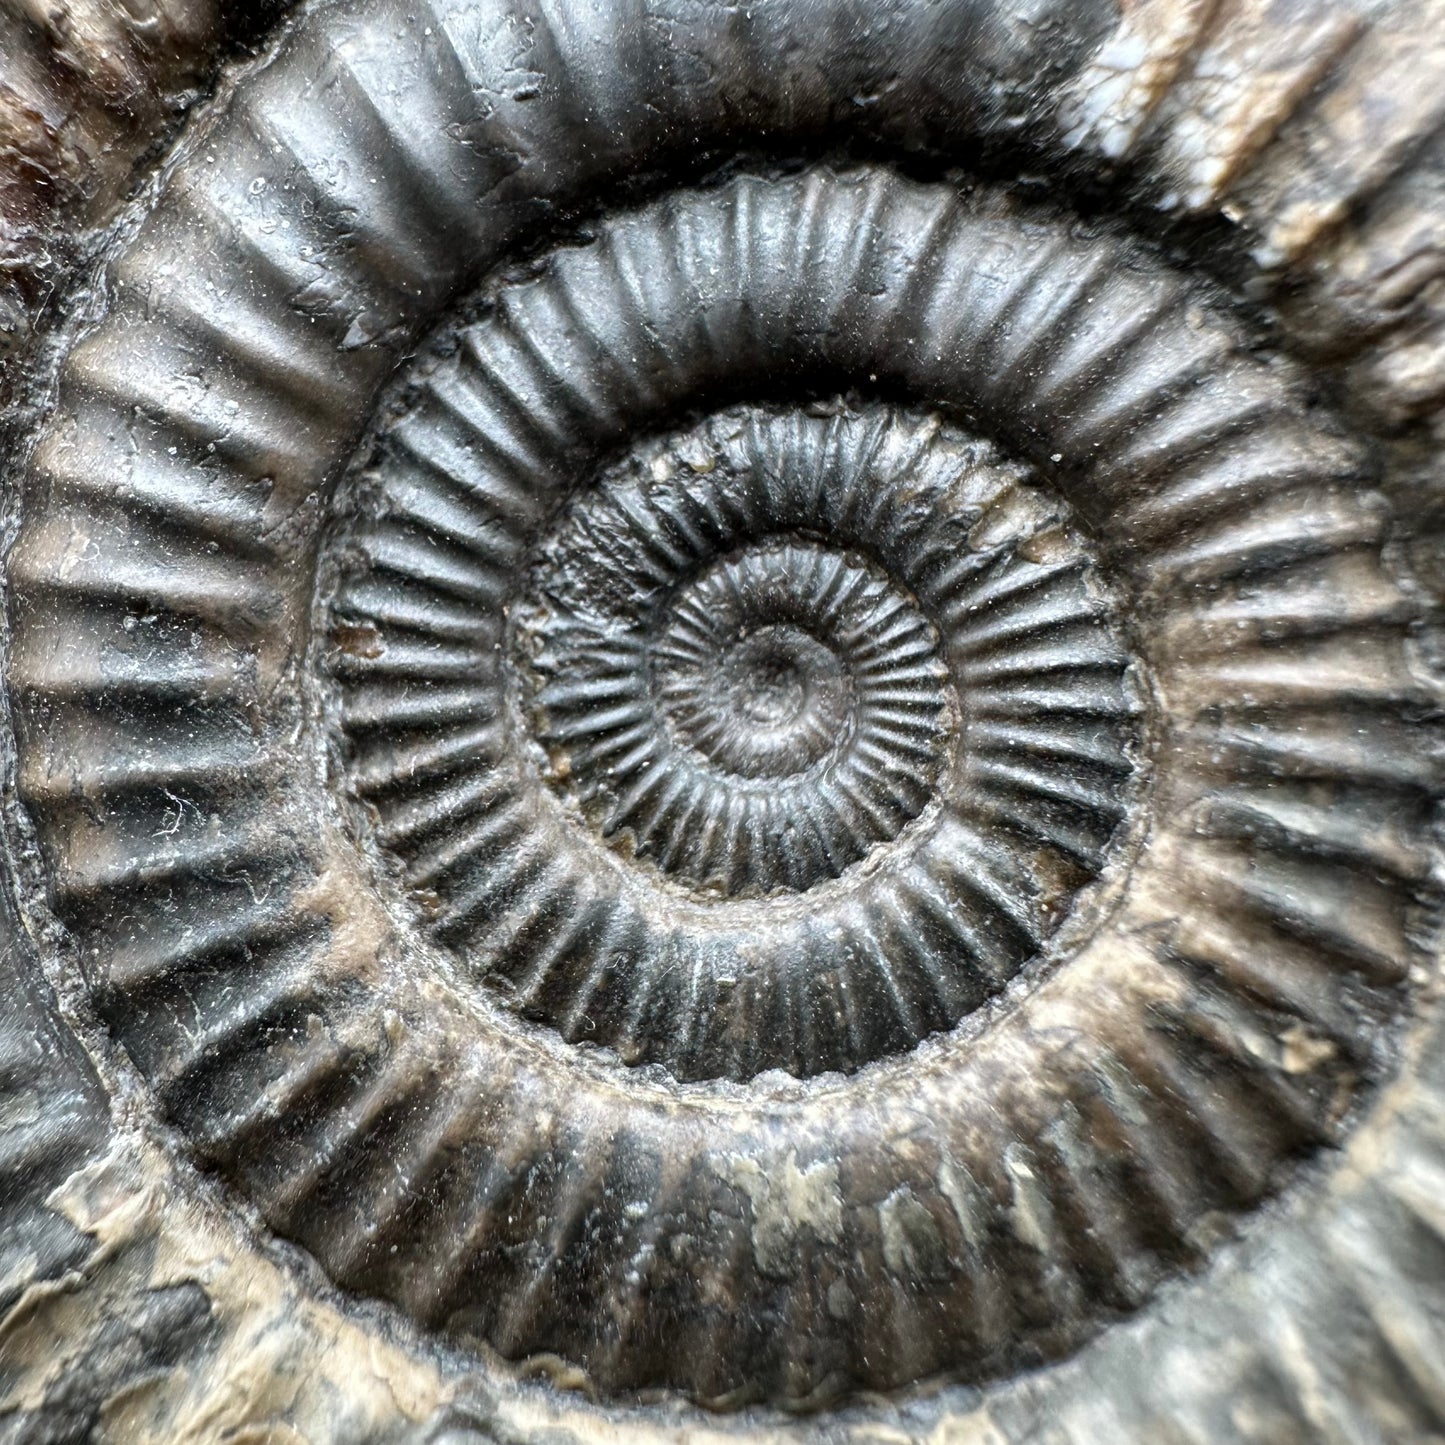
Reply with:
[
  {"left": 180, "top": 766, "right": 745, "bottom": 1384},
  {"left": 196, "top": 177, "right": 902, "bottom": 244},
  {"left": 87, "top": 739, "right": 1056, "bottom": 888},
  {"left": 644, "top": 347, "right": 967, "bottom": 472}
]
[
  {"left": 331, "top": 381, "right": 1136, "bottom": 1078},
  {"left": 533, "top": 532, "right": 952, "bottom": 891},
  {"left": 4, "top": 0, "right": 1439, "bottom": 1417}
]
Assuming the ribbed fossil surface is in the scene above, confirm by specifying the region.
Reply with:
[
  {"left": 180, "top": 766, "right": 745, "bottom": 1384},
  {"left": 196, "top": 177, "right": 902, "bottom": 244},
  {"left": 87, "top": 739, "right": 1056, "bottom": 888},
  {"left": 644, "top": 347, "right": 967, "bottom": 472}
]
[
  {"left": 1, "top": 0, "right": 1443, "bottom": 1439},
  {"left": 334, "top": 351, "right": 1140, "bottom": 1079}
]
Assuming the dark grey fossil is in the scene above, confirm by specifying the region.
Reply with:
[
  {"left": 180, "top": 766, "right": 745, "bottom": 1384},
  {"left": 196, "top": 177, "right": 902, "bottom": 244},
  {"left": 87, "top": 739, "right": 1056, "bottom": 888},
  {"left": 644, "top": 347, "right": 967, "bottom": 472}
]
[{"left": 0, "top": 0, "right": 1443, "bottom": 1440}]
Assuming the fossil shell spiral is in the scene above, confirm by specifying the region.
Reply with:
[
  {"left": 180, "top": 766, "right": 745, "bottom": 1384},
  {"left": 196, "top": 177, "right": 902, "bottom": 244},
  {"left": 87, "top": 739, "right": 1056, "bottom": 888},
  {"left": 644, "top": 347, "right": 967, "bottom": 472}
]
[
  {"left": 331, "top": 303, "right": 1140, "bottom": 1081},
  {"left": 1, "top": 0, "right": 1443, "bottom": 1438}
]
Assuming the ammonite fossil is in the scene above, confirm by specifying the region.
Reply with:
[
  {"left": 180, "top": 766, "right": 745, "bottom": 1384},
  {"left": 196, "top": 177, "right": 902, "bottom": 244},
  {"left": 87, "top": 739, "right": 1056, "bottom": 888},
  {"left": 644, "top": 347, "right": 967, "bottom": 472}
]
[{"left": 1, "top": 0, "right": 1444, "bottom": 1440}]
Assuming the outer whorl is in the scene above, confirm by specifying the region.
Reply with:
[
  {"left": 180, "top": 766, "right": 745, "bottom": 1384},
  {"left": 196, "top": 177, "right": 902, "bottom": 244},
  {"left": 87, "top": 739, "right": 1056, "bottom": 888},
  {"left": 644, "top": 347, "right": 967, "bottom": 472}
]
[{"left": 1, "top": 0, "right": 1443, "bottom": 1438}]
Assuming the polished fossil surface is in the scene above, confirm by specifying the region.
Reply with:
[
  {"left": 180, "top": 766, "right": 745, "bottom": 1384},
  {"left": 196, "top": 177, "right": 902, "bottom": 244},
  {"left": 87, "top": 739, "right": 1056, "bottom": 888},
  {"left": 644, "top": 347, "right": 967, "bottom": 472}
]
[{"left": 0, "top": 0, "right": 1443, "bottom": 1441}]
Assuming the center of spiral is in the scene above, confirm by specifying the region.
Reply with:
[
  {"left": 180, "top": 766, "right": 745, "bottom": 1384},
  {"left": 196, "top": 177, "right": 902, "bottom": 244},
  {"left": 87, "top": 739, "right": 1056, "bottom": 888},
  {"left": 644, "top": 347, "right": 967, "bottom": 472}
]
[
  {"left": 653, "top": 546, "right": 907, "bottom": 783},
  {"left": 720, "top": 627, "right": 827, "bottom": 725},
  {"left": 529, "top": 527, "right": 953, "bottom": 895}
]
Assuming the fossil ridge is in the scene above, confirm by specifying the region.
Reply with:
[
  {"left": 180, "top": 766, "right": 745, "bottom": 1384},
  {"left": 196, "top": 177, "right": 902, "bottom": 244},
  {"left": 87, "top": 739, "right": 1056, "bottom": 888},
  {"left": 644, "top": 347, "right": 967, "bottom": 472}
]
[{"left": 0, "top": 0, "right": 1443, "bottom": 1440}]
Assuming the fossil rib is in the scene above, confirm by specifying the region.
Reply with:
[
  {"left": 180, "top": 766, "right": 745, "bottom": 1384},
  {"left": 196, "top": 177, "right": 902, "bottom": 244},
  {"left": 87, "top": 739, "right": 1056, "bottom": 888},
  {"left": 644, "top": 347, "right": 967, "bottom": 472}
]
[{"left": 0, "top": 0, "right": 1441, "bottom": 1434}]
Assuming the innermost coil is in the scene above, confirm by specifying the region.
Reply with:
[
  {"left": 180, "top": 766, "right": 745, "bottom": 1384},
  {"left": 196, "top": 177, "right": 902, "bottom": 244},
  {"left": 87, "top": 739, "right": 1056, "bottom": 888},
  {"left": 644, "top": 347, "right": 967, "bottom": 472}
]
[
  {"left": 527, "top": 532, "right": 953, "bottom": 895},
  {"left": 665, "top": 614, "right": 851, "bottom": 775}
]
